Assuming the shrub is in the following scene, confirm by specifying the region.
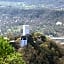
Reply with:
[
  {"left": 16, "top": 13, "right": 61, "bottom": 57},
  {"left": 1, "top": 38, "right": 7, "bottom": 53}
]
[
  {"left": 22, "top": 33, "right": 64, "bottom": 64},
  {"left": 0, "top": 36, "right": 25, "bottom": 64}
]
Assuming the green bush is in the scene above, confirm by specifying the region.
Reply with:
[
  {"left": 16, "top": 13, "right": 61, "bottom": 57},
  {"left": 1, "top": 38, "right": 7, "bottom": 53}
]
[{"left": 0, "top": 36, "right": 25, "bottom": 64}]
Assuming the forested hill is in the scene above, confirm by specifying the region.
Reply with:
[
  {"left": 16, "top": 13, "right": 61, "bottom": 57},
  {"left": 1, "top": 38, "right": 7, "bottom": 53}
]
[{"left": 0, "top": 0, "right": 64, "bottom": 9}]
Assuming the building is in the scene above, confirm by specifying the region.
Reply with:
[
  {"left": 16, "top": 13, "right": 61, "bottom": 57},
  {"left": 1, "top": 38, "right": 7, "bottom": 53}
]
[
  {"left": 23, "top": 25, "right": 30, "bottom": 36},
  {"left": 56, "top": 21, "right": 62, "bottom": 26}
]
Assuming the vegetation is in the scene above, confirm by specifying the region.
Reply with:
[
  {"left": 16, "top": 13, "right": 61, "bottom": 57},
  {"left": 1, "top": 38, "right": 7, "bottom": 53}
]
[
  {"left": 0, "top": 32, "right": 64, "bottom": 64},
  {"left": 0, "top": 36, "right": 25, "bottom": 64},
  {"left": 21, "top": 32, "right": 64, "bottom": 64}
]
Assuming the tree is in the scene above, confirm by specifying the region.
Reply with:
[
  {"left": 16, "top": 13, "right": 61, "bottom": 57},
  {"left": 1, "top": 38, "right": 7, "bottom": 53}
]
[{"left": 0, "top": 36, "right": 25, "bottom": 64}]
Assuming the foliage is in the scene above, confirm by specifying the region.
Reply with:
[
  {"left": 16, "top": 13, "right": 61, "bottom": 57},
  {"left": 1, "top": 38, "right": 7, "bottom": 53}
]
[
  {"left": 0, "top": 36, "right": 25, "bottom": 64},
  {"left": 22, "top": 32, "right": 64, "bottom": 64}
]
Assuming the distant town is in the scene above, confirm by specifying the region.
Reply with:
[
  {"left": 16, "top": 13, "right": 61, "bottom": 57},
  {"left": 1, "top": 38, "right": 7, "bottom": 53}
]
[{"left": 0, "top": 2, "right": 64, "bottom": 38}]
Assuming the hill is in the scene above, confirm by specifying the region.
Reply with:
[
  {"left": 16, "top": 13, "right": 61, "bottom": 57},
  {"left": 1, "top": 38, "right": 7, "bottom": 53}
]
[
  {"left": 0, "top": 0, "right": 64, "bottom": 9},
  {"left": 17, "top": 32, "right": 64, "bottom": 64}
]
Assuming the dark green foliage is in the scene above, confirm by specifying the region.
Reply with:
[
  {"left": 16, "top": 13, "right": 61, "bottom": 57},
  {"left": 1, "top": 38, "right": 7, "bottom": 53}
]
[{"left": 22, "top": 33, "right": 64, "bottom": 64}]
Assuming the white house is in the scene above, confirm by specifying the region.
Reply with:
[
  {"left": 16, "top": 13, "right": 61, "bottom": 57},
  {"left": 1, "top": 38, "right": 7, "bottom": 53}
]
[{"left": 56, "top": 21, "right": 62, "bottom": 26}]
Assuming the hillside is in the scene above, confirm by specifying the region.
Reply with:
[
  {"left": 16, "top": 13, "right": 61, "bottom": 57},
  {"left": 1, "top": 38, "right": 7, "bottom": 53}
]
[
  {"left": 0, "top": 0, "right": 64, "bottom": 9},
  {"left": 0, "top": 5, "right": 64, "bottom": 37},
  {"left": 17, "top": 32, "right": 64, "bottom": 64},
  {"left": 0, "top": 32, "right": 64, "bottom": 64}
]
